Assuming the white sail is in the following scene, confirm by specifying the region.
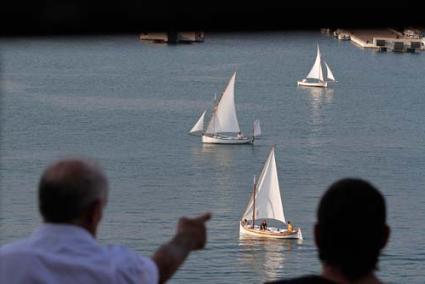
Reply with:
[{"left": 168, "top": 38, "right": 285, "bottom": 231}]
[
  {"left": 189, "top": 110, "right": 206, "bottom": 134},
  {"left": 205, "top": 72, "right": 241, "bottom": 134},
  {"left": 306, "top": 45, "right": 324, "bottom": 82},
  {"left": 205, "top": 112, "right": 219, "bottom": 134},
  {"left": 253, "top": 119, "right": 261, "bottom": 137},
  {"left": 242, "top": 147, "right": 286, "bottom": 224},
  {"left": 325, "top": 62, "right": 335, "bottom": 81}
]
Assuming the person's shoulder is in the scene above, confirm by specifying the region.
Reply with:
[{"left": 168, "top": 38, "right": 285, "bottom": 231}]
[
  {"left": 266, "top": 275, "right": 337, "bottom": 284},
  {"left": 0, "top": 238, "right": 32, "bottom": 255}
]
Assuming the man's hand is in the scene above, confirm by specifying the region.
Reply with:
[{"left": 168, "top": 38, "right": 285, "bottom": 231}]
[
  {"left": 152, "top": 212, "right": 211, "bottom": 284},
  {"left": 173, "top": 213, "right": 211, "bottom": 251}
]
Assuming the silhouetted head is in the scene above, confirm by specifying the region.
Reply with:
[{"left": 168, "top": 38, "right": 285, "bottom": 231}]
[
  {"left": 315, "top": 178, "right": 389, "bottom": 280},
  {"left": 38, "top": 158, "right": 109, "bottom": 236}
]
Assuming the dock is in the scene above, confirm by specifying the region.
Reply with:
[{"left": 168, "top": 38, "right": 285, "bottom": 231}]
[
  {"left": 329, "top": 28, "right": 424, "bottom": 53},
  {"left": 139, "top": 32, "right": 205, "bottom": 44}
]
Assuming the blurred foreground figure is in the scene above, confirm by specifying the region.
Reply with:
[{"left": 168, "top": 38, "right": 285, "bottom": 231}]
[
  {"left": 0, "top": 159, "right": 211, "bottom": 284},
  {"left": 267, "top": 178, "right": 390, "bottom": 284}
]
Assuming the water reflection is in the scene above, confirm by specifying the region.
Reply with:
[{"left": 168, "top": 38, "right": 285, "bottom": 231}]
[
  {"left": 304, "top": 87, "right": 334, "bottom": 126},
  {"left": 298, "top": 86, "right": 335, "bottom": 144},
  {"left": 190, "top": 143, "right": 256, "bottom": 167},
  {"left": 238, "top": 237, "right": 303, "bottom": 281}
]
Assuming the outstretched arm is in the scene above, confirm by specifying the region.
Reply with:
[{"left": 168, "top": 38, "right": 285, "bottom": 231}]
[{"left": 151, "top": 213, "right": 211, "bottom": 284}]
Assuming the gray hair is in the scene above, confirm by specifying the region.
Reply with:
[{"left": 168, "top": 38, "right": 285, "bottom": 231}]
[{"left": 38, "top": 158, "right": 109, "bottom": 223}]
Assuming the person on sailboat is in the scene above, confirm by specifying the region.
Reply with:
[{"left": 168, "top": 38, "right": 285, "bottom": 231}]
[
  {"left": 287, "top": 221, "right": 293, "bottom": 233},
  {"left": 266, "top": 178, "right": 390, "bottom": 284},
  {"left": 260, "top": 220, "right": 267, "bottom": 230},
  {"left": 237, "top": 131, "right": 244, "bottom": 139}
]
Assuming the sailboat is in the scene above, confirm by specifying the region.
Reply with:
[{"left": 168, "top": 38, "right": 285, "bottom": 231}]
[
  {"left": 240, "top": 146, "right": 303, "bottom": 239},
  {"left": 189, "top": 72, "right": 261, "bottom": 144},
  {"left": 297, "top": 44, "right": 336, "bottom": 88}
]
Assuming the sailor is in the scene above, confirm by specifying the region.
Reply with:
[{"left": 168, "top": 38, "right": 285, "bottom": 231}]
[
  {"left": 261, "top": 220, "right": 267, "bottom": 230},
  {"left": 287, "top": 221, "right": 293, "bottom": 232},
  {"left": 237, "top": 131, "right": 243, "bottom": 139}
]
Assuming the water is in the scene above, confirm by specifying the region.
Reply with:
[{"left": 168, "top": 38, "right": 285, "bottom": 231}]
[{"left": 1, "top": 32, "right": 425, "bottom": 283}]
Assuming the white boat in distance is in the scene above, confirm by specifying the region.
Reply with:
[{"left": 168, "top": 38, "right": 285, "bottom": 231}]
[
  {"left": 240, "top": 146, "right": 303, "bottom": 239},
  {"left": 297, "top": 44, "right": 336, "bottom": 88},
  {"left": 189, "top": 72, "right": 261, "bottom": 144}
]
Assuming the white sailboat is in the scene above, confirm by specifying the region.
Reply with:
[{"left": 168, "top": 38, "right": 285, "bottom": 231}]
[
  {"left": 189, "top": 72, "right": 261, "bottom": 144},
  {"left": 297, "top": 44, "right": 336, "bottom": 88},
  {"left": 240, "top": 146, "right": 303, "bottom": 239}
]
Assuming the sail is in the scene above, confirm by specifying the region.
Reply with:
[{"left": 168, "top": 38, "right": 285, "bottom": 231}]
[
  {"left": 306, "top": 45, "right": 324, "bottom": 81},
  {"left": 205, "top": 112, "right": 219, "bottom": 134},
  {"left": 242, "top": 147, "right": 286, "bottom": 224},
  {"left": 205, "top": 72, "right": 241, "bottom": 134},
  {"left": 253, "top": 119, "right": 261, "bottom": 137},
  {"left": 189, "top": 110, "right": 206, "bottom": 134},
  {"left": 325, "top": 62, "right": 335, "bottom": 81}
]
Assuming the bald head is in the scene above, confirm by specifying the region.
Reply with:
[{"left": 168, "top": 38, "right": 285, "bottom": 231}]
[{"left": 38, "top": 159, "right": 108, "bottom": 224}]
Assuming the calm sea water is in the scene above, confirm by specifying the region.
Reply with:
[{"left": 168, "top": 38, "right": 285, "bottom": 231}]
[{"left": 1, "top": 32, "right": 424, "bottom": 283}]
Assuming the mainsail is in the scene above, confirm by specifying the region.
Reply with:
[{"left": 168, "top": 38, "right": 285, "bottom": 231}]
[
  {"left": 189, "top": 110, "right": 206, "bottom": 134},
  {"left": 306, "top": 45, "right": 324, "bottom": 82},
  {"left": 325, "top": 62, "right": 335, "bottom": 81},
  {"left": 205, "top": 72, "right": 241, "bottom": 134},
  {"left": 242, "top": 147, "right": 286, "bottom": 224}
]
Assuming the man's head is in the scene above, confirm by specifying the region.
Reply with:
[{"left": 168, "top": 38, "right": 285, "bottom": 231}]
[
  {"left": 315, "top": 178, "right": 390, "bottom": 280},
  {"left": 38, "top": 158, "right": 109, "bottom": 236}
]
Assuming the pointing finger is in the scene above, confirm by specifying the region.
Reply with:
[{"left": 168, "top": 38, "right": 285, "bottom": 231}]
[{"left": 193, "top": 212, "right": 212, "bottom": 223}]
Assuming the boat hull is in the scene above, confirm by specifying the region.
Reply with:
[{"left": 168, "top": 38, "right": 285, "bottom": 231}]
[
  {"left": 297, "top": 80, "right": 328, "bottom": 88},
  {"left": 202, "top": 134, "right": 253, "bottom": 144},
  {"left": 239, "top": 223, "right": 302, "bottom": 239}
]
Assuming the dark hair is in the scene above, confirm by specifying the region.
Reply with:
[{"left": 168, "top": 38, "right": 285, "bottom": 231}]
[
  {"left": 317, "top": 178, "right": 387, "bottom": 280},
  {"left": 38, "top": 159, "right": 108, "bottom": 223}
]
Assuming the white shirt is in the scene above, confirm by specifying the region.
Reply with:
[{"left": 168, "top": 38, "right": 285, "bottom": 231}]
[{"left": 0, "top": 224, "right": 159, "bottom": 284}]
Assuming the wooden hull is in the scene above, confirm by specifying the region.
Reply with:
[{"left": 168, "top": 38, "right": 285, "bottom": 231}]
[
  {"left": 202, "top": 134, "right": 254, "bottom": 144},
  {"left": 239, "top": 223, "right": 303, "bottom": 239},
  {"left": 297, "top": 80, "right": 328, "bottom": 88}
]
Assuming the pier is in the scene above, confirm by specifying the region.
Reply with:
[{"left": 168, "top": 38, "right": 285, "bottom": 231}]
[
  {"left": 139, "top": 32, "right": 205, "bottom": 44},
  {"left": 331, "top": 28, "right": 424, "bottom": 52}
]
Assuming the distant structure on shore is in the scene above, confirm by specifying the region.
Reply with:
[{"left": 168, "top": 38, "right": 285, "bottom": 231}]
[
  {"left": 139, "top": 32, "right": 205, "bottom": 44},
  {"left": 323, "top": 28, "right": 424, "bottom": 53}
]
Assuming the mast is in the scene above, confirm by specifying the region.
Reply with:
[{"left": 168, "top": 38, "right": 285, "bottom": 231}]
[
  {"left": 252, "top": 175, "right": 256, "bottom": 228},
  {"left": 213, "top": 93, "right": 217, "bottom": 134}
]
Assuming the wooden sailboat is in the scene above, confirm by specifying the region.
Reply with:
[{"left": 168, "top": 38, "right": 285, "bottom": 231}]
[
  {"left": 240, "top": 146, "right": 303, "bottom": 239},
  {"left": 297, "top": 44, "right": 336, "bottom": 88},
  {"left": 189, "top": 72, "right": 261, "bottom": 144}
]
